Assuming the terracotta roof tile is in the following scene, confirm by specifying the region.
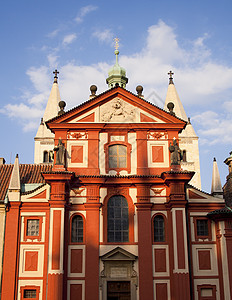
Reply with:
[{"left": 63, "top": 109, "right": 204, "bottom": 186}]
[{"left": 0, "top": 164, "right": 52, "bottom": 201}]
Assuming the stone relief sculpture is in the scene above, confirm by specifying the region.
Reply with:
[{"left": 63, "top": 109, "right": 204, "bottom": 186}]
[{"left": 101, "top": 98, "right": 135, "bottom": 122}]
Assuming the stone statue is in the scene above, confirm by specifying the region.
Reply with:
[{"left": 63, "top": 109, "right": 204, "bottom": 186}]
[
  {"left": 169, "top": 140, "right": 182, "bottom": 165},
  {"left": 54, "top": 139, "right": 66, "bottom": 165}
]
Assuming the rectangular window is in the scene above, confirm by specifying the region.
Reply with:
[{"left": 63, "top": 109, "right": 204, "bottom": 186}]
[
  {"left": 109, "top": 145, "right": 127, "bottom": 169},
  {"left": 24, "top": 217, "right": 42, "bottom": 241},
  {"left": 24, "top": 289, "right": 36, "bottom": 298},
  {"left": 197, "top": 219, "right": 209, "bottom": 237},
  {"left": 27, "top": 219, "right": 40, "bottom": 237}
]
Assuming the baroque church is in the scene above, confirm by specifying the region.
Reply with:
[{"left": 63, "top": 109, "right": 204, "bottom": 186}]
[{"left": 0, "top": 46, "right": 232, "bottom": 300}]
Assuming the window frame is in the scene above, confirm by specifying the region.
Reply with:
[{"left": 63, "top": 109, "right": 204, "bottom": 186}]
[
  {"left": 107, "top": 195, "right": 129, "bottom": 243},
  {"left": 20, "top": 286, "right": 40, "bottom": 300},
  {"left": 103, "top": 192, "right": 134, "bottom": 244},
  {"left": 104, "top": 141, "right": 132, "bottom": 174},
  {"left": 152, "top": 213, "right": 167, "bottom": 244},
  {"left": 43, "top": 151, "right": 49, "bottom": 163},
  {"left": 197, "top": 284, "right": 216, "bottom": 300},
  {"left": 70, "top": 213, "right": 85, "bottom": 244},
  {"left": 24, "top": 217, "right": 42, "bottom": 241},
  {"left": 194, "top": 217, "right": 212, "bottom": 241}
]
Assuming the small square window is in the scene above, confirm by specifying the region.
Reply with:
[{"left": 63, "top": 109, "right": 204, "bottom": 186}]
[
  {"left": 194, "top": 218, "right": 211, "bottom": 241},
  {"left": 24, "top": 217, "right": 42, "bottom": 241},
  {"left": 20, "top": 286, "right": 40, "bottom": 300},
  {"left": 27, "top": 220, "right": 40, "bottom": 237}
]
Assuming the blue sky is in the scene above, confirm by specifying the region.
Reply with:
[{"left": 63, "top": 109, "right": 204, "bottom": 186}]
[{"left": 1, "top": 0, "right": 232, "bottom": 192}]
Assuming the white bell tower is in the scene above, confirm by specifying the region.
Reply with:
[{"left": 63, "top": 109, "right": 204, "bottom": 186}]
[{"left": 34, "top": 70, "right": 61, "bottom": 164}]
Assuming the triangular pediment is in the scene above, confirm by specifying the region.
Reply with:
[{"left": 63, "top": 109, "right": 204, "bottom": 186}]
[
  {"left": 187, "top": 186, "right": 225, "bottom": 203},
  {"left": 46, "top": 87, "right": 186, "bottom": 129},
  {"left": 101, "top": 247, "right": 137, "bottom": 261}
]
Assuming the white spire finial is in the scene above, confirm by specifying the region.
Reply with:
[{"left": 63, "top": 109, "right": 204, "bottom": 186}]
[{"left": 211, "top": 157, "right": 223, "bottom": 197}]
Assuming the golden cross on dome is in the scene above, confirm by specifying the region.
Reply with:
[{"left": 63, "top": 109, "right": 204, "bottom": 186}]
[{"left": 114, "top": 37, "right": 120, "bottom": 50}]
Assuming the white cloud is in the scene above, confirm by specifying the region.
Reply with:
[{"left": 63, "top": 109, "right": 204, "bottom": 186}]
[
  {"left": 2, "top": 20, "right": 232, "bottom": 142},
  {"left": 75, "top": 5, "right": 98, "bottom": 23},
  {"left": 0, "top": 103, "right": 44, "bottom": 132},
  {"left": 62, "top": 33, "right": 77, "bottom": 46},
  {"left": 192, "top": 111, "right": 232, "bottom": 145},
  {"left": 92, "top": 29, "right": 113, "bottom": 43},
  {"left": 26, "top": 66, "right": 50, "bottom": 94},
  {"left": 2, "top": 103, "right": 43, "bottom": 119},
  {"left": 223, "top": 101, "right": 232, "bottom": 113},
  {"left": 47, "top": 29, "right": 60, "bottom": 38},
  {"left": 47, "top": 54, "right": 59, "bottom": 68}
]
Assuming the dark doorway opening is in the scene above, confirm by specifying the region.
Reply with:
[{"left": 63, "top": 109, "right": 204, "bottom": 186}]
[{"left": 107, "top": 281, "right": 131, "bottom": 300}]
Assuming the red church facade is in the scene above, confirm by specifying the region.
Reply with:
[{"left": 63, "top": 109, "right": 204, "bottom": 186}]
[{"left": 1, "top": 78, "right": 232, "bottom": 300}]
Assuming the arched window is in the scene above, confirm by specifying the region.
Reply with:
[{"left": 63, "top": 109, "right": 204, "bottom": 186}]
[
  {"left": 71, "top": 215, "right": 83, "bottom": 243},
  {"left": 49, "top": 150, "right": 54, "bottom": 162},
  {"left": 109, "top": 145, "right": 127, "bottom": 169},
  {"left": 107, "top": 195, "right": 129, "bottom": 242},
  {"left": 43, "top": 151, "right": 48, "bottom": 163},
  {"left": 182, "top": 150, "right": 187, "bottom": 162},
  {"left": 153, "top": 215, "right": 165, "bottom": 242}
]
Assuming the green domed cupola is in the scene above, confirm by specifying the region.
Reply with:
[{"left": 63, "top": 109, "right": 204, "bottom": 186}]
[{"left": 106, "top": 38, "right": 128, "bottom": 88}]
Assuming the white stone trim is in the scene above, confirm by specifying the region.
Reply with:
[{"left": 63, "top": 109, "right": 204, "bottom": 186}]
[
  {"left": 19, "top": 245, "right": 44, "bottom": 277},
  {"left": 152, "top": 245, "right": 170, "bottom": 277},
  {"left": 138, "top": 109, "right": 165, "bottom": 123},
  {"left": 69, "top": 211, "right": 86, "bottom": 218},
  {"left": 70, "top": 107, "right": 98, "bottom": 123},
  {"left": 21, "top": 185, "right": 50, "bottom": 202},
  {"left": 20, "top": 215, "right": 46, "bottom": 243},
  {"left": 151, "top": 211, "right": 167, "bottom": 218},
  {"left": 129, "top": 188, "right": 138, "bottom": 242},
  {"left": 67, "top": 140, "right": 88, "bottom": 168},
  {"left": 192, "top": 244, "right": 218, "bottom": 276},
  {"left": 99, "top": 133, "right": 108, "bottom": 174},
  {"left": 147, "top": 141, "right": 169, "bottom": 168},
  {"left": 153, "top": 280, "right": 170, "bottom": 300},
  {"left": 18, "top": 280, "right": 43, "bottom": 300},
  {"left": 190, "top": 212, "right": 209, "bottom": 216},
  {"left": 128, "top": 132, "right": 137, "bottom": 174},
  {"left": 193, "top": 279, "right": 220, "bottom": 300},
  {"left": 99, "top": 245, "right": 138, "bottom": 257},
  {"left": 21, "top": 212, "right": 46, "bottom": 216},
  {"left": 219, "top": 221, "right": 231, "bottom": 299}
]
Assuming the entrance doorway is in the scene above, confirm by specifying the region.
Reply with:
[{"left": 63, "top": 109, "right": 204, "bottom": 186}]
[{"left": 107, "top": 281, "right": 131, "bottom": 300}]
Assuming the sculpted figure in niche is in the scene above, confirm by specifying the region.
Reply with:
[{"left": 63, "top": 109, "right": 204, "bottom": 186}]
[
  {"left": 54, "top": 138, "right": 66, "bottom": 165},
  {"left": 169, "top": 139, "right": 182, "bottom": 165}
]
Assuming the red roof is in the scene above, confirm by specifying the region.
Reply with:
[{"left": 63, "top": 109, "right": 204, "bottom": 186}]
[{"left": 0, "top": 164, "right": 52, "bottom": 201}]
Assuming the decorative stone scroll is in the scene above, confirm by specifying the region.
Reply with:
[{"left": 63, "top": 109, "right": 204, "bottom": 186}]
[
  {"left": 147, "top": 131, "right": 168, "bottom": 140},
  {"left": 67, "top": 131, "right": 88, "bottom": 140},
  {"left": 70, "top": 188, "right": 85, "bottom": 197},
  {"left": 151, "top": 188, "right": 166, "bottom": 196}
]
